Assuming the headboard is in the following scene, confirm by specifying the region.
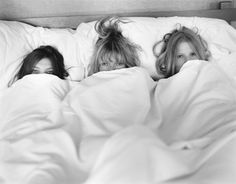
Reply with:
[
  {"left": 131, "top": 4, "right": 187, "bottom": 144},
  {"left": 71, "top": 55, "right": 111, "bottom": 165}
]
[
  {"left": 0, "top": 0, "right": 236, "bottom": 28},
  {"left": 2, "top": 9, "right": 235, "bottom": 29}
]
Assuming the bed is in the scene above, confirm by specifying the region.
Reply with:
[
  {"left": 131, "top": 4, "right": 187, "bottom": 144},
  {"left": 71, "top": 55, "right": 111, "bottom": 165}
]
[{"left": 1, "top": 1, "right": 236, "bottom": 184}]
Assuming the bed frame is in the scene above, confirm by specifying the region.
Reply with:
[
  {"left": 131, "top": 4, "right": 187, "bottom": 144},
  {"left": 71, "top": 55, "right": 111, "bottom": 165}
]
[{"left": 1, "top": 8, "right": 236, "bottom": 29}]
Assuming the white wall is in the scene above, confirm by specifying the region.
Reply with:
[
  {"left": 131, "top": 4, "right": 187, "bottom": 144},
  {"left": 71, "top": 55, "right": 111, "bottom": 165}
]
[{"left": 0, "top": 0, "right": 234, "bottom": 19}]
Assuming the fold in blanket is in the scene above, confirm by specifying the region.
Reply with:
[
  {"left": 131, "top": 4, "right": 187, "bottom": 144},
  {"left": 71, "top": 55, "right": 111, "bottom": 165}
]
[
  {"left": 0, "top": 74, "right": 70, "bottom": 140},
  {"left": 1, "top": 54, "right": 236, "bottom": 184}
]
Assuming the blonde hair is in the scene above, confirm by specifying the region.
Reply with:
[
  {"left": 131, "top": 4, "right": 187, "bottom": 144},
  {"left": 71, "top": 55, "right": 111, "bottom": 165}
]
[
  {"left": 153, "top": 26, "right": 210, "bottom": 78},
  {"left": 88, "top": 17, "right": 141, "bottom": 75}
]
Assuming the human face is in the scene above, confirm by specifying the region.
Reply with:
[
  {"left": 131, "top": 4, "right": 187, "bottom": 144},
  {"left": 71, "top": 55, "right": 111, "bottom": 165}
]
[
  {"left": 32, "top": 58, "right": 54, "bottom": 74},
  {"left": 175, "top": 41, "right": 199, "bottom": 72},
  {"left": 99, "top": 57, "right": 125, "bottom": 71}
]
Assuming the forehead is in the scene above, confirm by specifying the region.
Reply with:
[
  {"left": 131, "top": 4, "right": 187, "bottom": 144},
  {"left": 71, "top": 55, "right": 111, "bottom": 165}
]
[
  {"left": 99, "top": 51, "right": 123, "bottom": 63},
  {"left": 177, "top": 40, "right": 196, "bottom": 52},
  {"left": 35, "top": 58, "right": 52, "bottom": 68}
]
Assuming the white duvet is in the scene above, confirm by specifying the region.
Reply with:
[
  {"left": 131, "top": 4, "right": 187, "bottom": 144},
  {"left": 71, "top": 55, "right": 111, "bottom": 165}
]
[{"left": 1, "top": 53, "right": 236, "bottom": 184}]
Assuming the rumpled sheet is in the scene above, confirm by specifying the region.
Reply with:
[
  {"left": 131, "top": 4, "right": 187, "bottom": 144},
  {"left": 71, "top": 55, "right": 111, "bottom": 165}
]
[
  {"left": 0, "top": 74, "right": 70, "bottom": 138},
  {"left": 1, "top": 53, "right": 236, "bottom": 184}
]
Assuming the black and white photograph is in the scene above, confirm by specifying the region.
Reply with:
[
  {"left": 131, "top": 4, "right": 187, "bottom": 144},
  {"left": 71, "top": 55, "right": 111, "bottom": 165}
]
[{"left": 0, "top": 0, "right": 236, "bottom": 183}]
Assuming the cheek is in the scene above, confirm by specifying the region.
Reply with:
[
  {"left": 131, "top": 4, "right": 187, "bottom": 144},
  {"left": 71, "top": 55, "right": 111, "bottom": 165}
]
[
  {"left": 177, "top": 58, "right": 186, "bottom": 66},
  {"left": 176, "top": 58, "right": 187, "bottom": 71}
]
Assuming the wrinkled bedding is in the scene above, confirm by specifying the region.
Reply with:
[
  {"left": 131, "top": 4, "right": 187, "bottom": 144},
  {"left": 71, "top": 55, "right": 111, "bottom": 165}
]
[
  {"left": 1, "top": 53, "right": 236, "bottom": 184},
  {"left": 0, "top": 75, "right": 70, "bottom": 139}
]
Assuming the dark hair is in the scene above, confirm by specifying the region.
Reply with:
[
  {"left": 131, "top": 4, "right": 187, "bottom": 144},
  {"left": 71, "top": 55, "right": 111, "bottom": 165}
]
[
  {"left": 88, "top": 16, "right": 141, "bottom": 75},
  {"left": 9, "top": 45, "right": 68, "bottom": 86},
  {"left": 153, "top": 26, "right": 210, "bottom": 78}
]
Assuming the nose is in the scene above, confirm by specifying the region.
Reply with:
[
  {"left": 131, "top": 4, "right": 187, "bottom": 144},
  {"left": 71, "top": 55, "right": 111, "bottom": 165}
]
[
  {"left": 115, "top": 65, "right": 124, "bottom": 70},
  {"left": 187, "top": 56, "right": 193, "bottom": 61},
  {"left": 187, "top": 55, "right": 197, "bottom": 61},
  {"left": 184, "top": 57, "right": 191, "bottom": 62},
  {"left": 38, "top": 70, "right": 48, "bottom": 74},
  {"left": 106, "top": 65, "right": 115, "bottom": 71},
  {"left": 108, "top": 63, "right": 118, "bottom": 70}
]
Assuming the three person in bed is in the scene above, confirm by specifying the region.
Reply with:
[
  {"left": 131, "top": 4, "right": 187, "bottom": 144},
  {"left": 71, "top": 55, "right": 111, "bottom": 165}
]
[
  {"left": 9, "top": 18, "right": 211, "bottom": 86},
  {"left": 8, "top": 45, "right": 69, "bottom": 86},
  {"left": 153, "top": 26, "right": 210, "bottom": 79}
]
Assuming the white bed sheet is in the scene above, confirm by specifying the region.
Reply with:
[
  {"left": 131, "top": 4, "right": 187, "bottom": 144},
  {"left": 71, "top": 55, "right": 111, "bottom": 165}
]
[
  {"left": 1, "top": 53, "right": 236, "bottom": 184},
  {"left": 0, "top": 74, "right": 70, "bottom": 139}
]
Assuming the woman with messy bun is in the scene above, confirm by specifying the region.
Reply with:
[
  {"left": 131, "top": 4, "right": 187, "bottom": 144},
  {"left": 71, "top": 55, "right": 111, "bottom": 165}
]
[{"left": 88, "top": 17, "right": 141, "bottom": 76}]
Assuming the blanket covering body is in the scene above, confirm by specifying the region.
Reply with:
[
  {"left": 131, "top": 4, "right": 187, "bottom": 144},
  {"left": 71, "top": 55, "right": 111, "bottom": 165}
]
[{"left": 1, "top": 53, "right": 236, "bottom": 184}]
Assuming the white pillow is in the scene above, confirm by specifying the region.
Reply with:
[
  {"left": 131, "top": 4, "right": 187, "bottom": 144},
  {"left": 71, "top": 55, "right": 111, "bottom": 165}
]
[
  {"left": 76, "top": 16, "right": 236, "bottom": 79},
  {"left": 1, "top": 17, "right": 236, "bottom": 89},
  {"left": 0, "top": 20, "right": 86, "bottom": 90},
  {"left": 153, "top": 17, "right": 236, "bottom": 58},
  {"left": 76, "top": 18, "right": 160, "bottom": 77}
]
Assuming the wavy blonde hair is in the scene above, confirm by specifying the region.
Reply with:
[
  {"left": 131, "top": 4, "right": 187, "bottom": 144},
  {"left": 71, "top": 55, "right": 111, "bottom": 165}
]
[
  {"left": 153, "top": 26, "right": 210, "bottom": 78},
  {"left": 88, "top": 17, "right": 141, "bottom": 75}
]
